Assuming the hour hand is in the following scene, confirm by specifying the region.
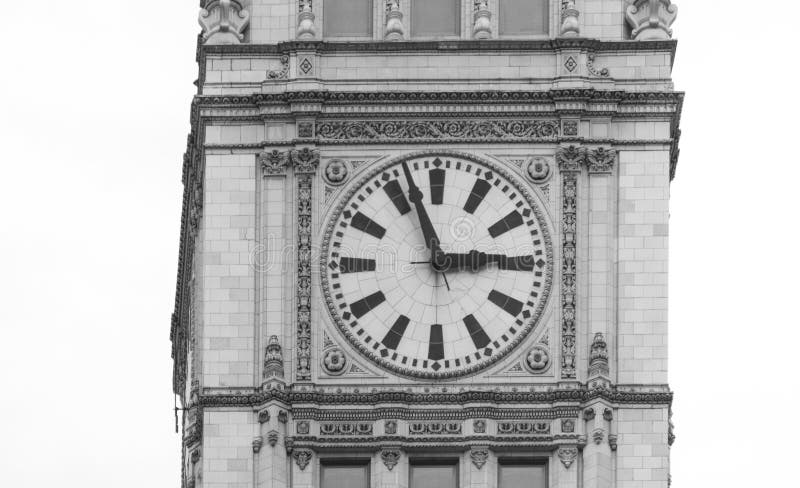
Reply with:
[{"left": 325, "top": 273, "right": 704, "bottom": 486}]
[{"left": 442, "top": 251, "right": 543, "bottom": 272}]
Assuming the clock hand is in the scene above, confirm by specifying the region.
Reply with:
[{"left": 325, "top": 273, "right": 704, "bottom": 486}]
[
  {"left": 400, "top": 161, "right": 449, "bottom": 272},
  {"left": 441, "top": 251, "right": 542, "bottom": 272}
]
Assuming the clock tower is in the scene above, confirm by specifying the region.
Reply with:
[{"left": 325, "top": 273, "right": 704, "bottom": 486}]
[{"left": 171, "top": 1, "right": 682, "bottom": 488}]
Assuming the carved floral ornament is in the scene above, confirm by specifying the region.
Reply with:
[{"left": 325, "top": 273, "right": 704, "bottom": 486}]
[{"left": 381, "top": 449, "right": 401, "bottom": 471}]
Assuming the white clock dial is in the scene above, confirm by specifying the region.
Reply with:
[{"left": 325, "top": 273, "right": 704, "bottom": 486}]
[{"left": 321, "top": 153, "right": 553, "bottom": 379}]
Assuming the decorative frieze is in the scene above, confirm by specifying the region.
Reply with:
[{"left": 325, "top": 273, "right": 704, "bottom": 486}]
[
  {"left": 291, "top": 148, "right": 319, "bottom": 382},
  {"left": 199, "top": 0, "right": 251, "bottom": 45},
  {"left": 498, "top": 422, "right": 550, "bottom": 435},
  {"left": 557, "top": 146, "right": 585, "bottom": 379},
  {"left": 320, "top": 423, "right": 374, "bottom": 436},
  {"left": 626, "top": 0, "right": 678, "bottom": 41},
  {"left": 316, "top": 119, "right": 560, "bottom": 142},
  {"left": 409, "top": 422, "right": 462, "bottom": 435}
]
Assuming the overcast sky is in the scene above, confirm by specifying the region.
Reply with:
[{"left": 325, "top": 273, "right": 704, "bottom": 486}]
[{"left": 0, "top": 1, "right": 797, "bottom": 486}]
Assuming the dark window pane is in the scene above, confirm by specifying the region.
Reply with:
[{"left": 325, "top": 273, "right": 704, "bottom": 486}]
[
  {"left": 321, "top": 464, "right": 369, "bottom": 488},
  {"left": 411, "top": 0, "right": 461, "bottom": 37},
  {"left": 324, "top": 0, "right": 373, "bottom": 37},
  {"left": 411, "top": 464, "right": 458, "bottom": 488},
  {"left": 499, "top": 0, "right": 548, "bottom": 36},
  {"left": 499, "top": 463, "right": 547, "bottom": 488}
]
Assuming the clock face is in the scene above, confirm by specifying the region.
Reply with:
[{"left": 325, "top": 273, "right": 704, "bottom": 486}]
[{"left": 321, "top": 153, "right": 553, "bottom": 379}]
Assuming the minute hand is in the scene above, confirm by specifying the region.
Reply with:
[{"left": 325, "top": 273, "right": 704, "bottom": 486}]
[{"left": 401, "top": 161, "right": 441, "bottom": 251}]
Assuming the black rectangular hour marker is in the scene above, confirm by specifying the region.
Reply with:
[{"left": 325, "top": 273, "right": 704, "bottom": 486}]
[
  {"left": 350, "top": 291, "right": 386, "bottom": 319},
  {"left": 429, "top": 168, "right": 446, "bottom": 204},
  {"left": 463, "top": 179, "right": 492, "bottom": 214},
  {"left": 350, "top": 212, "right": 387, "bottom": 239},
  {"left": 339, "top": 257, "right": 377, "bottom": 274},
  {"left": 383, "top": 180, "right": 412, "bottom": 216},
  {"left": 463, "top": 314, "right": 491, "bottom": 349},
  {"left": 488, "top": 290, "right": 524, "bottom": 317},
  {"left": 488, "top": 210, "right": 525, "bottom": 238},
  {"left": 382, "top": 315, "right": 411, "bottom": 350},
  {"left": 428, "top": 324, "right": 445, "bottom": 360}
]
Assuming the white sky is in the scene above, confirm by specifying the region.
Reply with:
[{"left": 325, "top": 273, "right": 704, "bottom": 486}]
[{"left": 0, "top": 1, "right": 797, "bottom": 486}]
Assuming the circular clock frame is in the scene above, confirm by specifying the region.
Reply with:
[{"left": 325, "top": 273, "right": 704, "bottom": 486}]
[{"left": 320, "top": 151, "right": 554, "bottom": 379}]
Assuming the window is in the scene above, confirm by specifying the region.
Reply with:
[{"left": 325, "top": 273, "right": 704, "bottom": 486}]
[
  {"left": 499, "top": 0, "right": 549, "bottom": 36},
  {"left": 411, "top": 0, "right": 461, "bottom": 37},
  {"left": 320, "top": 461, "right": 370, "bottom": 488},
  {"left": 323, "top": 0, "right": 373, "bottom": 38},
  {"left": 410, "top": 460, "right": 458, "bottom": 488},
  {"left": 498, "top": 460, "right": 548, "bottom": 488}
]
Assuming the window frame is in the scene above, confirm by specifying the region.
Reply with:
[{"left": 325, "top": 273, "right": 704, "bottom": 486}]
[
  {"left": 409, "top": 0, "right": 463, "bottom": 39},
  {"left": 497, "top": 0, "right": 552, "bottom": 39},
  {"left": 409, "top": 457, "right": 460, "bottom": 488},
  {"left": 497, "top": 457, "right": 549, "bottom": 488},
  {"left": 319, "top": 458, "right": 371, "bottom": 488},
  {"left": 320, "top": 0, "right": 377, "bottom": 40}
]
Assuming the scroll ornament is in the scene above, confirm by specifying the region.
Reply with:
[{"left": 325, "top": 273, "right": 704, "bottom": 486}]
[
  {"left": 199, "top": 0, "right": 250, "bottom": 45},
  {"left": 625, "top": 0, "right": 678, "bottom": 40}
]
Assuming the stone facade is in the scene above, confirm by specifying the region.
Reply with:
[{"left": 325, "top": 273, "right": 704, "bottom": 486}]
[{"left": 172, "top": 1, "right": 682, "bottom": 487}]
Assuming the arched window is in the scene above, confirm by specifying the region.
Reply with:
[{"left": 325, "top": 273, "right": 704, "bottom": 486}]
[{"left": 500, "top": 0, "right": 549, "bottom": 36}]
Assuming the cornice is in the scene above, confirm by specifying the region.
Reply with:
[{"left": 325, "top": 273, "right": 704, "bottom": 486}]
[
  {"left": 195, "top": 90, "right": 685, "bottom": 107},
  {"left": 199, "top": 39, "right": 677, "bottom": 57},
  {"left": 198, "top": 388, "right": 673, "bottom": 408}
]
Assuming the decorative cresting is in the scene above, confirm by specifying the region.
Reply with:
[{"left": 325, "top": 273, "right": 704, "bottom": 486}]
[
  {"left": 292, "top": 148, "right": 320, "bottom": 381},
  {"left": 199, "top": 0, "right": 250, "bottom": 45},
  {"left": 626, "top": 0, "right": 678, "bottom": 40},
  {"left": 557, "top": 146, "right": 585, "bottom": 379},
  {"left": 385, "top": 1, "right": 405, "bottom": 41},
  {"left": 559, "top": 1, "right": 580, "bottom": 37},
  {"left": 297, "top": 0, "right": 317, "bottom": 40},
  {"left": 473, "top": 1, "right": 492, "bottom": 40}
]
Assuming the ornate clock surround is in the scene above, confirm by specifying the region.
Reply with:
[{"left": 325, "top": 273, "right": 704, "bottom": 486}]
[{"left": 319, "top": 150, "right": 555, "bottom": 380}]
